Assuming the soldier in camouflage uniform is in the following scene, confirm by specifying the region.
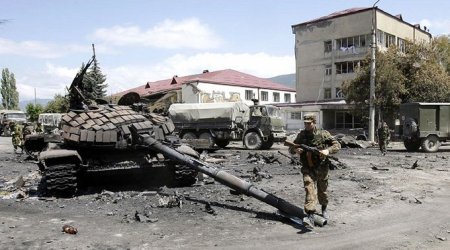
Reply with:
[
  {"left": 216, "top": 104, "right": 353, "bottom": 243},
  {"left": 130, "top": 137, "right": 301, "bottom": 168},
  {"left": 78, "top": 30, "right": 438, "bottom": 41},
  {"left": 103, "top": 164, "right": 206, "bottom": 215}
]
[
  {"left": 377, "top": 122, "right": 390, "bottom": 155},
  {"left": 289, "top": 114, "right": 341, "bottom": 228},
  {"left": 35, "top": 122, "right": 43, "bottom": 134},
  {"left": 22, "top": 122, "right": 35, "bottom": 139},
  {"left": 11, "top": 122, "right": 24, "bottom": 153}
]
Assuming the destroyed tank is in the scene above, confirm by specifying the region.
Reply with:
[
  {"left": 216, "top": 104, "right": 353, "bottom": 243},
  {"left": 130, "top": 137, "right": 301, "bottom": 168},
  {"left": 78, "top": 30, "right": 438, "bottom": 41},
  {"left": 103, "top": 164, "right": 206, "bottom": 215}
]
[
  {"left": 25, "top": 55, "right": 327, "bottom": 226},
  {"left": 25, "top": 56, "right": 198, "bottom": 196}
]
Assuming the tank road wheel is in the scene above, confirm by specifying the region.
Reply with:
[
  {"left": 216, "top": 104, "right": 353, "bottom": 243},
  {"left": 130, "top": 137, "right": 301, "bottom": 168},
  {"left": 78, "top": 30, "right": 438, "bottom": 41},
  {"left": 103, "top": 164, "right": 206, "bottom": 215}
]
[
  {"left": 244, "top": 131, "right": 263, "bottom": 150},
  {"left": 199, "top": 132, "right": 215, "bottom": 148},
  {"left": 42, "top": 164, "right": 79, "bottom": 197},
  {"left": 215, "top": 139, "right": 230, "bottom": 148},
  {"left": 403, "top": 139, "right": 421, "bottom": 152},
  {"left": 421, "top": 135, "right": 440, "bottom": 153},
  {"left": 182, "top": 132, "right": 197, "bottom": 140},
  {"left": 170, "top": 164, "right": 198, "bottom": 187}
]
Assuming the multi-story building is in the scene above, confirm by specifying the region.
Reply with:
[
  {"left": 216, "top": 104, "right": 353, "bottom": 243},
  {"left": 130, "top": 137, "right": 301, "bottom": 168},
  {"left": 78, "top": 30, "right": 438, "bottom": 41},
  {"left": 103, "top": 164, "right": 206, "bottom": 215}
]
[{"left": 285, "top": 7, "right": 431, "bottom": 130}]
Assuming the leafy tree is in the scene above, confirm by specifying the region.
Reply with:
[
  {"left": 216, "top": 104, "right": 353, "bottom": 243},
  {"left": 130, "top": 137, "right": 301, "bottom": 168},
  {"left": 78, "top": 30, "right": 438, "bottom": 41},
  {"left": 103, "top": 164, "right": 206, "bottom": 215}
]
[
  {"left": 25, "top": 103, "right": 44, "bottom": 122},
  {"left": 432, "top": 35, "right": 450, "bottom": 73},
  {"left": 44, "top": 94, "right": 69, "bottom": 113},
  {"left": 1, "top": 68, "right": 19, "bottom": 110},
  {"left": 343, "top": 39, "right": 450, "bottom": 123}
]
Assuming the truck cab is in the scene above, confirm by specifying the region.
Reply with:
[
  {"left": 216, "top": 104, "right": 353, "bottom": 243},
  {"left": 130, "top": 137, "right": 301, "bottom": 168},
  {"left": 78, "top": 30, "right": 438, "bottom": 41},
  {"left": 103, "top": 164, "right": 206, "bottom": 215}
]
[
  {"left": 0, "top": 110, "right": 27, "bottom": 136},
  {"left": 244, "top": 105, "right": 287, "bottom": 150}
]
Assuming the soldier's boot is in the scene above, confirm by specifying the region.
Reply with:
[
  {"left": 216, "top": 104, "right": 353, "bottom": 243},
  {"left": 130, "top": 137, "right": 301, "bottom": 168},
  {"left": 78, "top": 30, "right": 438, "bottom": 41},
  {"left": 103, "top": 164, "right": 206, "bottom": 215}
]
[
  {"left": 321, "top": 205, "right": 328, "bottom": 220},
  {"left": 303, "top": 213, "right": 315, "bottom": 229}
]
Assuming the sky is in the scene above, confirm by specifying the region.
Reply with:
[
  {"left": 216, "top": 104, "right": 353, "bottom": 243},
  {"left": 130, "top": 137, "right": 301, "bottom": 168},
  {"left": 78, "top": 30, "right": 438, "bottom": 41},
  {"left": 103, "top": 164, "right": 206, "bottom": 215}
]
[{"left": 1, "top": 0, "right": 449, "bottom": 101}]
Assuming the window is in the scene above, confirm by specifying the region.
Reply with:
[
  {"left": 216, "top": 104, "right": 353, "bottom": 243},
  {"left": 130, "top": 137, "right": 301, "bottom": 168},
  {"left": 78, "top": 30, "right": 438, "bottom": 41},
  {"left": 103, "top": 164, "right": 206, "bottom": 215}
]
[
  {"left": 336, "top": 35, "right": 369, "bottom": 50},
  {"left": 384, "top": 32, "right": 396, "bottom": 47},
  {"left": 336, "top": 88, "right": 344, "bottom": 98},
  {"left": 273, "top": 92, "right": 280, "bottom": 102},
  {"left": 261, "top": 91, "right": 268, "bottom": 101},
  {"left": 324, "top": 40, "right": 332, "bottom": 53},
  {"left": 284, "top": 93, "right": 291, "bottom": 103},
  {"left": 325, "top": 65, "right": 332, "bottom": 75},
  {"left": 335, "top": 61, "right": 361, "bottom": 74},
  {"left": 324, "top": 88, "right": 331, "bottom": 99},
  {"left": 291, "top": 112, "right": 302, "bottom": 120},
  {"left": 335, "top": 111, "right": 361, "bottom": 128},
  {"left": 245, "top": 90, "right": 253, "bottom": 100},
  {"left": 397, "top": 38, "right": 406, "bottom": 53},
  {"left": 377, "top": 29, "right": 384, "bottom": 45}
]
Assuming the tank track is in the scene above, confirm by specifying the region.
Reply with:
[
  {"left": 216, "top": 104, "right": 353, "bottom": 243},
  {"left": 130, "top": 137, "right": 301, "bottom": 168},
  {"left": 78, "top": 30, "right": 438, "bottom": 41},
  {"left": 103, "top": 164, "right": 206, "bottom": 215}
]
[
  {"left": 43, "top": 164, "right": 78, "bottom": 196},
  {"left": 172, "top": 164, "right": 197, "bottom": 187}
]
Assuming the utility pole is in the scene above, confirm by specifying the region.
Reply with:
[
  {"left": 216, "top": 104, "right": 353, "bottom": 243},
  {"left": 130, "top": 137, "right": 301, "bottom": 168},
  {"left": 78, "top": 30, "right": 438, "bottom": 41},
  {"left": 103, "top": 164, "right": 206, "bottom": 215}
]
[{"left": 369, "top": 0, "right": 380, "bottom": 142}]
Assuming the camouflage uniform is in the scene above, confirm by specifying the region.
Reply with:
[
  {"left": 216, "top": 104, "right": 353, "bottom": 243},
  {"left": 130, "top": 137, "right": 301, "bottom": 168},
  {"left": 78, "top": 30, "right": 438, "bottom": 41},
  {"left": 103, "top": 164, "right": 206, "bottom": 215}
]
[
  {"left": 377, "top": 122, "right": 390, "bottom": 155},
  {"left": 22, "top": 123, "right": 35, "bottom": 139},
  {"left": 35, "top": 123, "right": 43, "bottom": 134},
  {"left": 290, "top": 117, "right": 341, "bottom": 216},
  {"left": 11, "top": 123, "right": 24, "bottom": 152}
]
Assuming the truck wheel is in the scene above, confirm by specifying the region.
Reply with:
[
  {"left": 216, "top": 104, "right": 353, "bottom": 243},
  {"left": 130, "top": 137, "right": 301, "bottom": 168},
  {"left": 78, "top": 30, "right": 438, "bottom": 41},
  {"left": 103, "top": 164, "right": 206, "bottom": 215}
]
[
  {"left": 215, "top": 139, "right": 230, "bottom": 148},
  {"left": 261, "top": 135, "right": 274, "bottom": 149},
  {"left": 421, "top": 135, "right": 440, "bottom": 153},
  {"left": 182, "top": 132, "right": 197, "bottom": 140},
  {"left": 199, "top": 132, "right": 215, "bottom": 148},
  {"left": 244, "top": 132, "right": 262, "bottom": 150},
  {"left": 404, "top": 139, "right": 421, "bottom": 151}
]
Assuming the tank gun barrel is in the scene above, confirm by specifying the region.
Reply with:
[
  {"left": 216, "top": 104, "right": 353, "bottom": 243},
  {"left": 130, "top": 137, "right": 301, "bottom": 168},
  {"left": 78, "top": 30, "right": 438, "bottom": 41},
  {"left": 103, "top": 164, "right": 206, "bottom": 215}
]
[{"left": 143, "top": 137, "right": 308, "bottom": 221}]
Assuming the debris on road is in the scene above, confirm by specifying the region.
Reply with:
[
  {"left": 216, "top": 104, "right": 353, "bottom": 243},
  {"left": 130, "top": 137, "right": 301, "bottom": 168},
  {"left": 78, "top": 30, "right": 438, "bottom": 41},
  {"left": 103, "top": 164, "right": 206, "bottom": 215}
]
[{"left": 62, "top": 225, "right": 78, "bottom": 234}]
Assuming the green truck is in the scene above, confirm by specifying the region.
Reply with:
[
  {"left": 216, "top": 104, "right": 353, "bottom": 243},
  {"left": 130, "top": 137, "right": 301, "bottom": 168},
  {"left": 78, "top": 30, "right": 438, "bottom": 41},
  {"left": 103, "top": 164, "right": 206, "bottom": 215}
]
[
  {"left": 168, "top": 102, "right": 287, "bottom": 150},
  {"left": 399, "top": 102, "right": 450, "bottom": 152}
]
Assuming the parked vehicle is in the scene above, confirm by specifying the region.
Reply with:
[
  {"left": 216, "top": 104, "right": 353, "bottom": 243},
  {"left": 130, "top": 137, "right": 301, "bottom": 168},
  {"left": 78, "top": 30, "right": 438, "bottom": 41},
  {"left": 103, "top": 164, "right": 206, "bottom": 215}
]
[
  {"left": 0, "top": 110, "right": 27, "bottom": 136},
  {"left": 168, "top": 102, "right": 287, "bottom": 150},
  {"left": 38, "top": 113, "right": 63, "bottom": 133},
  {"left": 398, "top": 102, "right": 450, "bottom": 152}
]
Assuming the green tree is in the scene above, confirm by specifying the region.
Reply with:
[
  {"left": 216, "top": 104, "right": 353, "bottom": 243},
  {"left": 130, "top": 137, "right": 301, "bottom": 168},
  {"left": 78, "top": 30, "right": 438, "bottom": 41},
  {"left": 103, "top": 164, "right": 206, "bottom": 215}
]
[
  {"left": 1, "top": 68, "right": 20, "bottom": 110},
  {"left": 342, "top": 47, "right": 407, "bottom": 121},
  {"left": 81, "top": 58, "right": 108, "bottom": 101},
  {"left": 44, "top": 94, "right": 69, "bottom": 113},
  {"left": 343, "top": 40, "right": 450, "bottom": 123},
  {"left": 25, "top": 103, "right": 44, "bottom": 122},
  {"left": 432, "top": 35, "right": 450, "bottom": 73}
]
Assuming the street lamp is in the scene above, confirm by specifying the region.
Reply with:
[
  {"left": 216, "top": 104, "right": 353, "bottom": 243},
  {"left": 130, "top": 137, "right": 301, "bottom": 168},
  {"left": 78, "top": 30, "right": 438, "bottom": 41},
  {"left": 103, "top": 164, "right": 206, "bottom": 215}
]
[{"left": 369, "top": 0, "right": 380, "bottom": 142}]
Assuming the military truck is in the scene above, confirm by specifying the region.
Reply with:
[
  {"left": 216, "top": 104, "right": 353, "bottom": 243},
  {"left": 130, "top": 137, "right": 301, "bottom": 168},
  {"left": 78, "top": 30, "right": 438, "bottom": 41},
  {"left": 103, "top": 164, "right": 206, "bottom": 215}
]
[
  {"left": 168, "top": 102, "right": 287, "bottom": 150},
  {"left": 399, "top": 102, "right": 450, "bottom": 152},
  {"left": 38, "top": 113, "right": 63, "bottom": 133},
  {"left": 0, "top": 110, "right": 27, "bottom": 136}
]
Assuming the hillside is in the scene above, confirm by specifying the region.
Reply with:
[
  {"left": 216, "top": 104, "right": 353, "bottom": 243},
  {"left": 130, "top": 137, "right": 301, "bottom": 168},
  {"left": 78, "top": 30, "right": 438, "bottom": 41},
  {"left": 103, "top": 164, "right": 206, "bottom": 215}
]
[
  {"left": 268, "top": 73, "right": 295, "bottom": 89},
  {"left": 18, "top": 99, "right": 51, "bottom": 111}
]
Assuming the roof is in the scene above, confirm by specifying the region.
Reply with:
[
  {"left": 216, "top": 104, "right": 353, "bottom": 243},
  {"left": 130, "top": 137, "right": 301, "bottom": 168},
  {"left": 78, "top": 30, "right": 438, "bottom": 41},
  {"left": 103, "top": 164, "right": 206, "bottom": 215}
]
[
  {"left": 291, "top": 7, "right": 431, "bottom": 36},
  {"left": 116, "top": 69, "right": 296, "bottom": 98},
  {"left": 292, "top": 7, "right": 371, "bottom": 27}
]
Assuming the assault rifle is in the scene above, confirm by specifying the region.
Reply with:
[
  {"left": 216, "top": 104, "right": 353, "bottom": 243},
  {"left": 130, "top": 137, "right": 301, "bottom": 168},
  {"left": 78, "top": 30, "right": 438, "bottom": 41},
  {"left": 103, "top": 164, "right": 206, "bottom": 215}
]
[
  {"left": 284, "top": 141, "right": 346, "bottom": 169},
  {"left": 277, "top": 150, "right": 301, "bottom": 165}
]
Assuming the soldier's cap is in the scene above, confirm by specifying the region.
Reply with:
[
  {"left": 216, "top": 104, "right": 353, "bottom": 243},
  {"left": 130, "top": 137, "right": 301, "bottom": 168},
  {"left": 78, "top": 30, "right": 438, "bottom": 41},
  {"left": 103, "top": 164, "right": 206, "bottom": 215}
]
[{"left": 303, "top": 114, "right": 316, "bottom": 123}]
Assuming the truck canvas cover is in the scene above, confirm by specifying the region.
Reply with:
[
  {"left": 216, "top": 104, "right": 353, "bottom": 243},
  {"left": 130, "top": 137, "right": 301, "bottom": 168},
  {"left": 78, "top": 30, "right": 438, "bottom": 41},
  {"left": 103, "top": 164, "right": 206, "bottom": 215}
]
[{"left": 169, "top": 102, "right": 250, "bottom": 128}]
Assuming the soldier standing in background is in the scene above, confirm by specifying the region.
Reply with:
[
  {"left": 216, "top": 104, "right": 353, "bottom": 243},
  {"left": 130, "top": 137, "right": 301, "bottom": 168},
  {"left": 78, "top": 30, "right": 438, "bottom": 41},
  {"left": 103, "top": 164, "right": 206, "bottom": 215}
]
[
  {"left": 289, "top": 113, "right": 341, "bottom": 228},
  {"left": 11, "top": 122, "right": 24, "bottom": 153},
  {"left": 377, "top": 121, "right": 391, "bottom": 155}
]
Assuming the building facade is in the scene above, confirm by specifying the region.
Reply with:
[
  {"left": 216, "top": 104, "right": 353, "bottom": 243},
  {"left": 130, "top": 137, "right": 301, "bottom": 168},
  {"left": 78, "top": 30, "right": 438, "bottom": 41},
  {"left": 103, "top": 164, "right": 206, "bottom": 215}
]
[
  {"left": 288, "top": 7, "right": 431, "bottom": 129},
  {"left": 116, "top": 69, "right": 296, "bottom": 112}
]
